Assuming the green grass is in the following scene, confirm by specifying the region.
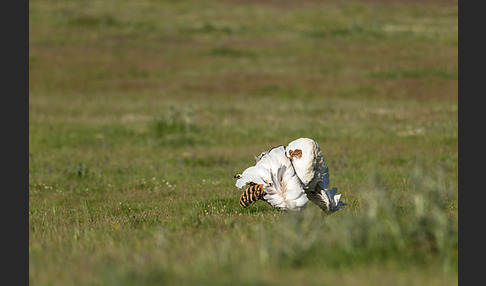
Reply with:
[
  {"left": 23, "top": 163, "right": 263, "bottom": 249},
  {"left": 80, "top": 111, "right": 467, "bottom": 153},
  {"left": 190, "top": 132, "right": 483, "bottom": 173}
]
[{"left": 29, "top": 0, "right": 458, "bottom": 285}]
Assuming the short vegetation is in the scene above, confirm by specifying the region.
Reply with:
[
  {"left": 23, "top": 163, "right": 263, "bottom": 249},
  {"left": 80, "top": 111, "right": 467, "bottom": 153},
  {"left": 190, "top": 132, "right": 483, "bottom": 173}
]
[{"left": 29, "top": 0, "right": 458, "bottom": 285}]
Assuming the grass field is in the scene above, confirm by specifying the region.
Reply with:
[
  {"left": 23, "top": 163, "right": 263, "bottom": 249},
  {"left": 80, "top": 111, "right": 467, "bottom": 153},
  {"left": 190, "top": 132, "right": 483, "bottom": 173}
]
[{"left": 29, "top": 0, "right": 458, "bottom": 285}]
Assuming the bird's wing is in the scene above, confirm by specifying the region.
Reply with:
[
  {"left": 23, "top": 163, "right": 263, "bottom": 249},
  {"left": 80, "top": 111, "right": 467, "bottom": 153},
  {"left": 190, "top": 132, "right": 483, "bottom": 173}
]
[
  {"left": 313, "top": 154, "right": 346, "bottom": 213},
  {"left": 236, "top": 145, "right": 286, "bottom": 187},
  {"left": 317, "top": 164, "right": 330, "bottom": 190},
  {"left": 306, "top": 185, "right": 346, "bottom": 214},
  {"left": 236, "top": 146, "right": 308, "bottom": 210}
]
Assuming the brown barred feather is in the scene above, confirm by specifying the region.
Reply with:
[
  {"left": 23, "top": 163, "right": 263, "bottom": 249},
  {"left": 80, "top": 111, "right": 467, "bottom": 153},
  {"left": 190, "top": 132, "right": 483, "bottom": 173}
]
[
  {"left": 239, "top": 184, "right": 266, "bottom": 208},
  {"left": 288, "top": 149, "right": 303, "bottom": 161}
]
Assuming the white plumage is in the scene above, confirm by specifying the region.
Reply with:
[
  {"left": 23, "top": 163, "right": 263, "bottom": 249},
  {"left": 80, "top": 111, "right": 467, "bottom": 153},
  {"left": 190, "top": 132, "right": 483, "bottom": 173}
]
[
  {"left": 235, "top": 138, "right": 346, "bottom": 213},
  {"left": 236, "top": 145, "right": 308, "bottom": 211}
]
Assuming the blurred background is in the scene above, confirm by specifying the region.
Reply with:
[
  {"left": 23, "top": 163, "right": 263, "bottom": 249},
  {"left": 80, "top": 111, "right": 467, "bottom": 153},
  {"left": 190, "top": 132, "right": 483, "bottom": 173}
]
[{"left": 29, "top": 0, "right": 458, "bottom": 285}]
